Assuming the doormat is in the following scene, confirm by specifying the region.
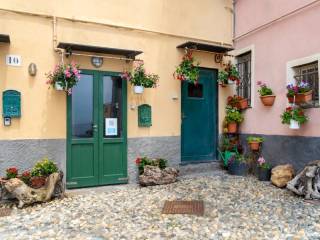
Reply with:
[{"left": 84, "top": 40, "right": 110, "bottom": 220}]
[
  {"left": 304, "top": 199, "right": 320, "bottom": 205},
  {"left": 162, "top": 200, "right": 204, "bottom": 216},
  {"left": 0, "top": 208, "right": 12, "bottom": 218}
]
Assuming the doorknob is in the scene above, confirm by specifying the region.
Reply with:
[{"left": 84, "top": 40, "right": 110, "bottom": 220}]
[{"left": 92, "top": 124, "right": 98, "bottom": 131}]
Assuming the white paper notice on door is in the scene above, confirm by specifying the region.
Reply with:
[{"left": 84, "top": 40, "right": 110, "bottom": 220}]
[{"left": 105, "top": 118, "right": 117, "bottom": 136}]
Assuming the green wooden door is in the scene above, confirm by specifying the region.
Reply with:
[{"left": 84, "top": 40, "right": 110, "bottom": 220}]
[
  {"left": 181, "top": 68, "right": 218, "bottom": 162},
  {"left": 67, "top": 70, "right": 127, "bottom": 189}
]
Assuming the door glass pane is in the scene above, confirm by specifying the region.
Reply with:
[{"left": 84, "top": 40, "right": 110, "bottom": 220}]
[
  {"left": 188, "top": 83, "right": 203, "bottom": 98},
  {"left": 103, "top": 76, "right": 122, "bottom": 138},
  {"left": 72, "top": 74, "right": 93, "bottom": 138}
]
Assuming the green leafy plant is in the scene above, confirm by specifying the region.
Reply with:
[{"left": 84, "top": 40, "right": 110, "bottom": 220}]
[
  {"left": 31, "top": 158, "right": 58, "bottom": 177},
  {"left": 46, "top": 62, "right": 80, "bottom": 95},
  {"left": 121, "top": 61, "right": 159, "bottom": 88},
  {"left": 135, "top": 157, "right": 167, "bottom": 175},
  {"left": 228, "top": 152, "right": 247, "bottom": 165},
  {"left": 20, "top": 171, "right": 31, "bottom": 184},
  {"left": 280, "top": 106, "right": 308, "bottom": 125},
  {"left": 174, "top": 49, "right": 200, "bottom": 85},
  {"left": 246, "top": 136, "right": 264, "bottom": 143},
  {"left": 225, "top": 106, "right": 244, "bottom": 124},
  {"left": 257, "top": 81, "right": 273, "bottom": 96},
  {"left": 218, "top": 63, "right": 240, "bottom": 86},
  {"left": 6, "top": 167, "right": 18, "bottom": 179}
]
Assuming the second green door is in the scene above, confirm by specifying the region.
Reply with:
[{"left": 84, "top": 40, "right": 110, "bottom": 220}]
[{"left": 67, "top": 70, "right": 127, "bottom": 189}]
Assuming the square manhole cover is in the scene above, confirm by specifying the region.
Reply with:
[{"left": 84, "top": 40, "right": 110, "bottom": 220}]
[
  {"left": 0, "top": 208, "right": 12, "bottom": 218},
  {"left": 162, "top": 200, "right": 204, "bottom": 216}
]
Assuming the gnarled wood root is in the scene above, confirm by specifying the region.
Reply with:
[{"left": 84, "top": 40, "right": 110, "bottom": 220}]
[
  {"left": 1, "top": 171, "right": 64, "bottom": 208},
  {"left": 287, "top": 160, "right": 320, "bottom": 200}
]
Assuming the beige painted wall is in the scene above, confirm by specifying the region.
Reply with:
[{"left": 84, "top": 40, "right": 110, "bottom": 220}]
[{"left": 0, "top": 1, "right": 233, "bottom": 140}]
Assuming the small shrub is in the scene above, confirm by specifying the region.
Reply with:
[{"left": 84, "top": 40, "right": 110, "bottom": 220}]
[
  {"left": 20, "top": 170, "right": 31, "bottom": 184},
  {"left": 31, "top": 158, "right": 58, "bottom": 177},
  {"left": 6, "top": 167, "right": 18, "bottom": 179},
  {"left": 135, "top": 157, "right": 167, "bottom": 175}
]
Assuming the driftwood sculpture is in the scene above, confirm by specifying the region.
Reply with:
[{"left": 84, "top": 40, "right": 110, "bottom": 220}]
[
  {"left": 287, "top": 160, "right": 320, "bottom": 199},
  {"left": 0, "top": 171, "right": 64, "bottom": 208},
  {"left": 139, "top": 165, "right": 179, "bottom": 186}
]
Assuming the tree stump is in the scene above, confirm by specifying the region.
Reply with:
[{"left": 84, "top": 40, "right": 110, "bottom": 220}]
[
  {"left": 287, "top": 160, "right": 320, "bottom": 200},
  {"left": 139, "top": 165, "right": 179, "bottom": 186},
  {"left": 0, "top": 171, "right": 64, "bottom": 208}
]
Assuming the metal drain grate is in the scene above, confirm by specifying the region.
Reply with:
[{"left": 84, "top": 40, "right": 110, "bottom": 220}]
[
  {"left": 0, "top": 208, "right": 12, "bottom": 217},
  {"left": 162, "top": 200, "right": 204, "bottom": 216}
]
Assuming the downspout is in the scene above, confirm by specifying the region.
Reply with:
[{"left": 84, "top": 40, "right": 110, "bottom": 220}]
[{"left": 52, "top": 16, "right": 65, "bottom": 62}]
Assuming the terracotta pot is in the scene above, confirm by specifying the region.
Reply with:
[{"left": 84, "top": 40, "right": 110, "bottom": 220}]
[
  {"left": 30, "top": 176, "right": 46, "bottom": 189},
  {"left": 260, "top": 95, "right": 276, "bottom": 106},
  {"left": 296, "top": 90, "right": 312, "bottom": 103},
  {"left": 248, "top": 141, "right": 261, "bottom": 151},
  {"left": 227, "top": 122, "right": 238, "bottom": 133},
  {"left": 237, "top": 99, "right": 248, "bottom": 110},
  {"left": 287, "top": 96, "right": 294, "bottom": 103}
]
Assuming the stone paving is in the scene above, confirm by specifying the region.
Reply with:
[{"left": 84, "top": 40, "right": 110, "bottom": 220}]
[{"left": 1, "top": 169, "right": 320, "bottom": 240}]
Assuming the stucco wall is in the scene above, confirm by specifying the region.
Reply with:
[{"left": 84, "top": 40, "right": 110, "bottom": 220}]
[{"left": 234, "top": 1, "right": 320, "bottom": 137}]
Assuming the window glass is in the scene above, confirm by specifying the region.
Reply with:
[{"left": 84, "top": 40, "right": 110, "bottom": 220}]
[
  {"left": 188, "top": 83, "right": 203, "bottom": 98},
  {"left": 236, "top": 52, "right": 252, "bottom": 105}
]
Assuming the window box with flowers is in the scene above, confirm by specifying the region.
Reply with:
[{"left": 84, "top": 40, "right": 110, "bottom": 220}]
[
  {"left": 257, "top": 81, "right": 276, "bottom": 106},
  {"left": 46, "top": 62, "right": 81, "bottom": 94},
  {"left": 227, "top": 95, "right": 248, "bottom": 110},
  {"left": 218, "top": 63, "right": 240, "bottom": 87},
  {"left": 174, "top": 49, "right": 200, "bottom": 85},
  {"left": 122, "top": 61, "right": 159, "bottom": 94},
  {"left": 257, "top": 157, "right": 272, "bottom": 181},
  {"left": 224, "top": 106, "right": 244, "bottom": 133},
  {"left": 286, "top": 82, "right": 312, "bottom": 104},
  {"left": 281, "top": 106, "right": 308, "bottom": 129}
]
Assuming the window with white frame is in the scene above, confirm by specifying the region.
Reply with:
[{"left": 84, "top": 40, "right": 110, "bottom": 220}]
[
  {"left": 293, "top": 61, "right": 319, "bottom": 108},
  {"left": 236, "top": 52, "right": 252, "bottom": 106}
]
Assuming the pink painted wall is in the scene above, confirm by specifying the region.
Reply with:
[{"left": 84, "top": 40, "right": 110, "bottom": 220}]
[{"left": 234, "top": 1, "right": 320, "bottom": 137}]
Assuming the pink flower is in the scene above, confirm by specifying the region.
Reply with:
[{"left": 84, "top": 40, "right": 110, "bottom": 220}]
[
  {"left": 257, "top": 157, "right": 266, "bottom": 165},
  {"left": 65, "top": 70, "right": 71, "bottom": 78},
  {"left": 257, "top": 81, "right": 262, "bottom": 86}
]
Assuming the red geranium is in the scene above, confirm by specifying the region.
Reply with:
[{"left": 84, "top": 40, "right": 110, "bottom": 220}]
[
  {"left": 135, "top": 158, "right": 141, "bottom": 165},
  {"left": 6, "top": 167, "right": 18, "bottom": 179}
]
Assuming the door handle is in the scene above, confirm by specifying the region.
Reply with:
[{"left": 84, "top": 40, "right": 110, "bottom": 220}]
[{"left": 92, "top": 124, "right": 98, "bottom": 132}]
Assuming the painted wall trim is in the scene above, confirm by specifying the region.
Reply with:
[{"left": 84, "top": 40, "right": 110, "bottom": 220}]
[
  {"left": 286, "top": 53, "right": 320, "bottom": 106},
  {"left": 233, "top": 44, "right": 255, "bottom": 108}
]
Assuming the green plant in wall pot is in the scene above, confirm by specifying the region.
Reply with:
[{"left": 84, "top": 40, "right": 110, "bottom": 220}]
[
  {"left": 247, "top": 136, "right": 264, "bottom": 151},
  {"left": 280, "top": 106, "right": 308, "bottom": 130},
  {"left": 121, "top": 61, "right": 159, "bottom": 94},
  {"left": 257, "top": 81, "right": 276, "bottom": 106},
  {"left": 225, "top": 106, "right": 244, "bottom": 133}
]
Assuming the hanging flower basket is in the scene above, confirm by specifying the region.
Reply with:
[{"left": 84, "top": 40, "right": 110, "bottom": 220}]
[
  {"left": 174, "top": 49, "right": 200, "bottom": 85},
  {"left": 121, "top": 61, "right": 159, "bottom": 94},
  {"left": 289, "top": 119, "right": 300, "bottom": 129},
  {"left": 257, "top": 81, "right": 276, "bottom": 106},
  {"left": 46, "top": 62, "right": 80, "bottom": 95}
]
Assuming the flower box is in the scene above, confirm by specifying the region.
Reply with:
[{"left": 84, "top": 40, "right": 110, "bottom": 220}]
[{"left": 295, "top": 90, "right": 313, "bottom": 104}]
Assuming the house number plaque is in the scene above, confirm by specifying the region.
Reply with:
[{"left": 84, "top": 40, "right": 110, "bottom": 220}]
[{"left": 138, "top": 104, "right": 152, "bottom": 127}]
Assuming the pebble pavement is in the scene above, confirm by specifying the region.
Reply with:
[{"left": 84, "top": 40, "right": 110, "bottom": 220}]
[{"left": 0, "top": 170, "right": 320, "bottom": 240}]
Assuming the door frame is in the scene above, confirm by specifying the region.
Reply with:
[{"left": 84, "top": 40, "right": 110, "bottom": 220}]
[
  {"left": 66, "top": 69, "right": 127, "bottom": 188},
  {"left": 180, "top": 67, "right": 219, "bottom": 164}
]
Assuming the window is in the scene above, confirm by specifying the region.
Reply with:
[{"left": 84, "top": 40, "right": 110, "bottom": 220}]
[
  {"left": 293, "top": 61, "right": 319, "bottom": 108},
  {"left": 188, "top": 83, "right": 203, "bottom": 98},
  {"left": 236, "top": 52, "right": 252, "bottom": 105}
]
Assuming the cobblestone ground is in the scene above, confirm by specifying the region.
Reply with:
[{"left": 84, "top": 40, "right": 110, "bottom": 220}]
[{"left": 1, "top": 170, "right": 320, "bottom": 240}]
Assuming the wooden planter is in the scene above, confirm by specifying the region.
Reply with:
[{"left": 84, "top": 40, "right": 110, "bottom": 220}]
[
  {"left": 296, "top": 90, "right": 312, "bottom": 104},
  {"left": 227, "top": 122, "right": 238, "bottom": 133},
  {"left": 248, "top": 141, "right": 261, "bottom": 151},
  {"left": 260, "top": 95, "right": 276, "bottom": 106},
  {"left": 237, "top": 99, "right": 248, "bottom": 110}
]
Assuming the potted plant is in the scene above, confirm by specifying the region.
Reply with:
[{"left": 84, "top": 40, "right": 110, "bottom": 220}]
[
  {"left": 218, "top": 136, "right": 238, "bottom": 168},
  {"left": 257, "top": 156, "right": 272, "bottom": 181},
  {"left": 30, "top": 158, "right": 58, "bottom": 188},
  {"left": 19, "top": 171, "right": 31, "bottom": 185},
  {"left": 218, "top": 63, "right": 240, "bottom": 86},
  {"left": 225, "top": 106, "right": 244, "bottom": 133},
  {"left": 122, "top": 61, "right": 159, "bottom": 94},
  {"left": 227, "top": 95, "right": 248, "bottom": 110},
  {"left": 286, "top": 82, "right": 312, "bottom": 104},
  {"left": 46, "top": 62, "right": 80, "bottom": 94},
  {"left": 6, "top": 167, "right": 18, "bottom": 179},
  {"left": 174, "top": 49, "right": 200, "bottom": 85},
  {"left": 280, "top": 106, "right": 308, "bottom": 129},
  {"left": 228, "top": 153, "right": 248, "bottom": 176},
  {"left": 247, "top": 136, "right": 264, "bottom": 151},
  {"left": 257, "top": 81, "right": 276, "bottom": 106},
  {"left": 135, "top": 157, "right": 167, "bottom": 175}
]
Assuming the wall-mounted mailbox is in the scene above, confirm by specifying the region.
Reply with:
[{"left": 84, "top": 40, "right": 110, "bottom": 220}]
[
  {"left": 3, "top": 90, "right": 21, "bottom": 117},
  {"left": 138, "top": 104, "right": 152, "bottom": 127}
]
